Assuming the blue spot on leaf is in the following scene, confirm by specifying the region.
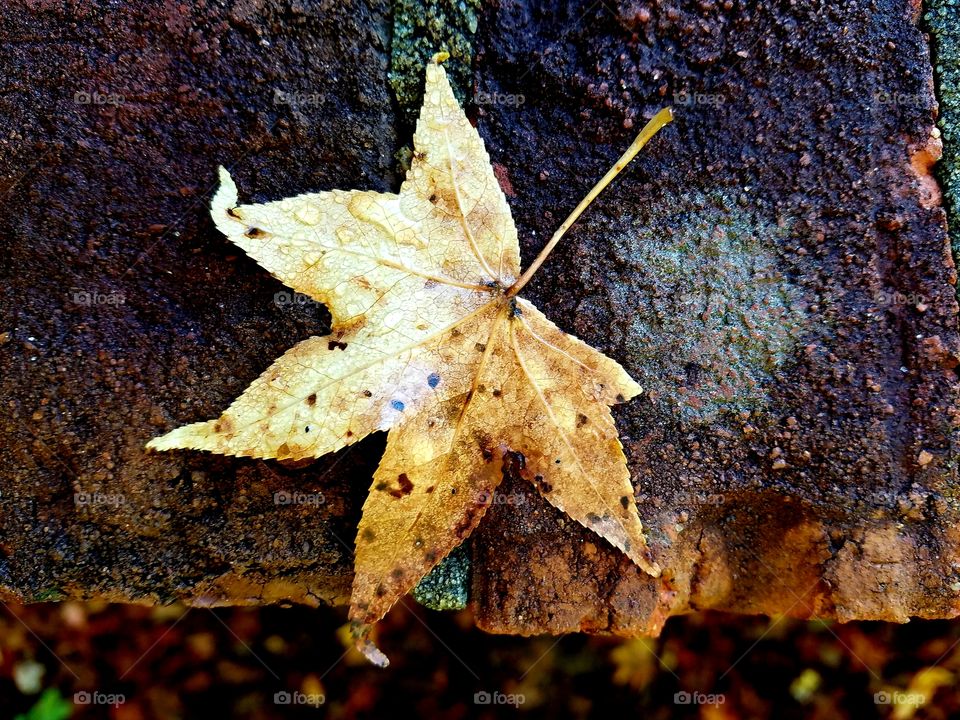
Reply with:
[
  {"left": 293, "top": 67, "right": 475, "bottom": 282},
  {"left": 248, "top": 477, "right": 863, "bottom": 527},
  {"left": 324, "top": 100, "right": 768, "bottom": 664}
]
[
  {"left": 428, "top": 373, "right": 440, "bottom": 388},
  {"left": 391, "top": 400, "right": 405, "bottom": 411}
]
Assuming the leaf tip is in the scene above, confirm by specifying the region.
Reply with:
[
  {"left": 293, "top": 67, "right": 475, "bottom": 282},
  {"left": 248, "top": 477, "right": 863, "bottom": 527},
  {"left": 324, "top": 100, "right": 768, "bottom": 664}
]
[
  {"left": 641, "top": 556, "right": 662, "bottom": 578},
  {"left": 351, "top": 622, "right": 390, "bottom": 667},
  {"left": 211, "top": 166, "right": 240, "bottom": 223},
  {"left": 628, "top": 531, "right": 661, "bottom": 577},
  {"left": 358, "top": 639, "right": 390, "bottom": 668},
  {"left": 622, "top": 378, "right": 643, "bottom": 403},
  {"left": 145, "top": 421, "right": 212, "bottom": 454},
  {"left": 145, "top": 430, "right": 175, "bottom": 452},
  {"left": 431, "top": 51, "right": 450, "bottom": 64}
]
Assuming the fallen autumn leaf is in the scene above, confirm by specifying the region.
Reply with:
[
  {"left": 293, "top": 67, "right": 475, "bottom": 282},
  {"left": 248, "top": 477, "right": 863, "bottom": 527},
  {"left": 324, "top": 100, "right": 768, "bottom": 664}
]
[{"left": 147, "top": 52, "right": 672, "bottom": 665}]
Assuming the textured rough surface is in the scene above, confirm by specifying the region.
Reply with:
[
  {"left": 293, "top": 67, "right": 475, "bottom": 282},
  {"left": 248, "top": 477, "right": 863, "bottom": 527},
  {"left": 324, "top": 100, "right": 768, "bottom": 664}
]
[
  {"left": 928, "top": 0, "right": 960, "bottom": 290},
  {"left": 2, "top": 0, "right": 959, "bottom": 642},
  {"left": 1, "top": 0, "right": 396, "bottom": 608},
  {"left": 579, "top": 191, "right": 807, "bottom": 423},
  {"left": 411, "top": 542, "right": 470, "bottom": 610},
  {"left": 390, "top": 0, "right": 480, "bottom": 121},
  {"left": 469, "top": 0, "right": 960, "bottom": 635}
]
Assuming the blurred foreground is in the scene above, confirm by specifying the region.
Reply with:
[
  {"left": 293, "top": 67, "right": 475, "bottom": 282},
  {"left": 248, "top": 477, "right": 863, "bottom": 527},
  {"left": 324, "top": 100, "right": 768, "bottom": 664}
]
[{"left": 0, "top": 602, "right": 957, "bottom": 718}]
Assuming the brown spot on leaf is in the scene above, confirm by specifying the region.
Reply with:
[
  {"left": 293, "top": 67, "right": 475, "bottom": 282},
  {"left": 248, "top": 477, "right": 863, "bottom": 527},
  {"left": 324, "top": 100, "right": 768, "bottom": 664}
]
[
  {"left": 361, "top": 528, "right": 375, "bottom": 542},
  {"left": 306, "top": 393, "right": 317, "bottom": 406},
  {"left": 533, "top": 474, "right": 552, "bottom": 493},
  {"left": 212, "top": 416, "right": 233, "bottom": 434},
  {"left": 336, "top": 315, "right": 367, "bottom": 336},
  {"left": 478, "top": 434, "right": 494, "bottom": 462},
  {"left": 388, "top": 473, "right": 414, "bottom": 498},
  {"left": 245, "top": 226, "right": 266, "bottom": 238},
  {"left": 328, "top": 340, "right": 348, "bottom": 351},
  {"left": 620, "top": 495, "right": 631, "bottom": 509},
  {"left": 577, "top": 413, "right": 588, "bottom": 427}
]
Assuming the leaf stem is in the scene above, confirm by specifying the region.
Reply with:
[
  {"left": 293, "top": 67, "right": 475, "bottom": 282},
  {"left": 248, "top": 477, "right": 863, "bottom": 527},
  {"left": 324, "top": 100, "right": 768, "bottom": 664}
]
[{"left": 505, "top": 107, "right": 673, "bottom": 297}]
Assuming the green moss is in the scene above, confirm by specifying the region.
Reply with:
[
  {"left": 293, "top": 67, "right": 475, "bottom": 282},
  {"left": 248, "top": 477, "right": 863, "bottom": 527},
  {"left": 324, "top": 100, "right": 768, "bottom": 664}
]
[
  {"left": 412, "top": 541, "right": 469, "bottom": 611},
  {"left": 14, "top": 689, "right": 72, "bottom": 720},
  {"left": 390, "top": 0, "right": 480, "bottom": 123},
  {"left": 583, "top": 191, "right": 807, "bottom": 423},
  {"left": 31, "top": 588, "right": 66, "bottom": 602},
  {"left": 394, "top": 144, "right": 413, "bottom": 177},
  {"left": 926, "top": 1, "right": 960, "bottom": 296}
]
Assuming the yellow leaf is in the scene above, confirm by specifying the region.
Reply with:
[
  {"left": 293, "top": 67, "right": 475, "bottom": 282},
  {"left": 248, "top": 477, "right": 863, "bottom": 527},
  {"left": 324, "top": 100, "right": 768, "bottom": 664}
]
[{"left": 147, "top": 53, "right": 672, "bottom": 666}]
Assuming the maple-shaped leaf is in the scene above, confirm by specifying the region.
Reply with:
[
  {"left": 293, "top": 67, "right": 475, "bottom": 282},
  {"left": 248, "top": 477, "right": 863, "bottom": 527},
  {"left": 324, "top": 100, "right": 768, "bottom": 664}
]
[{"left": 148, "top": 53, "right": 672, "bottom": 666}]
